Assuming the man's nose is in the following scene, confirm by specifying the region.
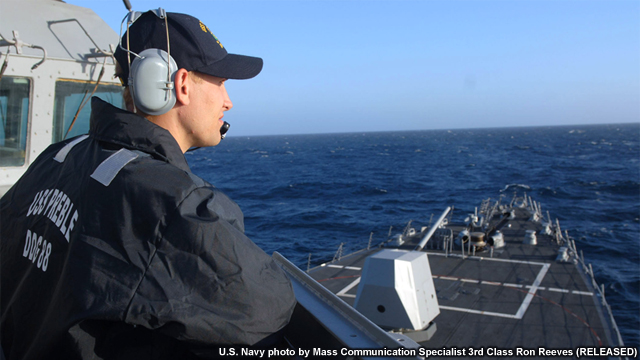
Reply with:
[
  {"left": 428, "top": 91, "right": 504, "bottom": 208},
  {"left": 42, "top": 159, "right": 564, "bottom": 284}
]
[{"left": 223, "top": 85, "right": 233, "bottom": 111}]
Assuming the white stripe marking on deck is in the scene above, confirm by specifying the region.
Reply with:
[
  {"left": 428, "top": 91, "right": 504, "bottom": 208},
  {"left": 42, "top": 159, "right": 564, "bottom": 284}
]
[
  {"left": 526, "top": 285, "right": 555, "bottom": 291},
  {"left": 481, "top": 281, "right": 502, "bottom": 286},
  {"left": 337, "top": 277, "right": 361, "bottom": 297},
  {"left": 424, "top": 256, "right": 596, "bottom": 319},
  {"left": 503, "top": 283, "right": 523, "bottom": 288},
  {"left": 460, "top": 279, "right": 480, "bottom": 284},
  {"left": 339, "top": 294, "right": 356, "bottom": 298},
  {"left": 425, "top": 251, "right": 547, "bottom": 266},
  {"left": 436, "top": 275, "right": 593, "bottom": 297},
  {"left": 514, "top": 263, "right": 550, "bottom": 319},
  {"left": 327, "top": 264, "right": 361, "bottom": 271},
  {"left": 572, "top": 290, "right": 594, "bottom": 296},
  {"left": 438, "top": 306, "right": 517, "bottom": 319}
]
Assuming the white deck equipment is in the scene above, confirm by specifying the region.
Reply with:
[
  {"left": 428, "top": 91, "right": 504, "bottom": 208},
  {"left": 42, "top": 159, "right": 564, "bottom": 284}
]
[{"left": 354, "top": 249, "right": 440, "bottom": 334}]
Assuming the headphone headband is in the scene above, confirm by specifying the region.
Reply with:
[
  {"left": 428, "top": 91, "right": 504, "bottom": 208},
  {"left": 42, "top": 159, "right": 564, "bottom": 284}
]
[{"left": 119, "top": 8, "right": 175, "bottom": 115}]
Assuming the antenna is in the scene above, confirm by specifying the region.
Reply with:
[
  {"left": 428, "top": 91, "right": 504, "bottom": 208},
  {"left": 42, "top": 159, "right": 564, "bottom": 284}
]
[{"left": 123, "top": 0, "right": 133, "bottom": 11}]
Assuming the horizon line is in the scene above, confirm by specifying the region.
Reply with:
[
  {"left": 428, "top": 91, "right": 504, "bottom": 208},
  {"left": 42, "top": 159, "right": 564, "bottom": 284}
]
[{"left": 223, "top": 121, "right": 640, "bottom": 139}]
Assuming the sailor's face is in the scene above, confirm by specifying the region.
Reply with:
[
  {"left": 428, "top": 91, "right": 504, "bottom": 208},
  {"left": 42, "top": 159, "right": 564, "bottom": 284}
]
[{"left": 188, "top": 73, "right": 233, "bottom": 147}]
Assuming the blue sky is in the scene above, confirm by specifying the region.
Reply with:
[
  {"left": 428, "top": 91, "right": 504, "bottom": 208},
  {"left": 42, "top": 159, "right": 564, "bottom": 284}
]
[{"left": 66, "top": 0, "right": 639, "bottom": 136}]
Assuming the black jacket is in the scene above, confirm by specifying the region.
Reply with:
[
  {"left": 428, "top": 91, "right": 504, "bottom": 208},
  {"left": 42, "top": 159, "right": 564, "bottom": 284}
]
[{"left": 0, "top": 98, "right": 296, "bottom": 359}]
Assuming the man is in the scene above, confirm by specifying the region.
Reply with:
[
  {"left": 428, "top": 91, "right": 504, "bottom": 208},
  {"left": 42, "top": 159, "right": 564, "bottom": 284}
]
[{"left": 0, "top": 10, "right": 296, "bottom": 360}]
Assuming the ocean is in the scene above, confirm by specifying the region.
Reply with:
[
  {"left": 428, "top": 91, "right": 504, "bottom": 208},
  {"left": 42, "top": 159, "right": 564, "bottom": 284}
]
[{"left": 186, "top": 123, "right": 640, "bottom": 349}]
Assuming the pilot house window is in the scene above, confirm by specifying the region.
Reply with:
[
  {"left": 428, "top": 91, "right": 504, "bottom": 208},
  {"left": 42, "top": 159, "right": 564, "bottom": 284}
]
[
  {"left": 53, "top": 80, "right": 123, "bottom": 143},
  {"left": 0, "top": 76, "right": 30, "bottom": 167}
]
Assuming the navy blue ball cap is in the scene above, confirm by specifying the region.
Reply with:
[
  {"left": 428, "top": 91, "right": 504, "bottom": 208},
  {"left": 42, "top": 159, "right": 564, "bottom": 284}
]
[{"left": 114, "top": 11, "right": 263, "bottom": 81}]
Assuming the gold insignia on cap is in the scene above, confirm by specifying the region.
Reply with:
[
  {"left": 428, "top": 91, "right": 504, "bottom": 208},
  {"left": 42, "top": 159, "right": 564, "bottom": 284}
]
[{"left": 199, "top": 21, "right": 224, "bottom": 49}]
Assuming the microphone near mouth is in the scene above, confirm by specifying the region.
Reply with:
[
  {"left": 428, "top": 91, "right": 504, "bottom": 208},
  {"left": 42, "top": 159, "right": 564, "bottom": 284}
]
[
  {"left": 186, "top": 121, "right": 231, "bottom": 152},
  {"left": 220, "top": 121, "right": 230, "bottom": 140}
]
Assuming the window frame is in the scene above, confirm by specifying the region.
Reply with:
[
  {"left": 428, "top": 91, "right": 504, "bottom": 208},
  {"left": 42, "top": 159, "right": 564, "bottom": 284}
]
[{"left": 0, "top": 75, "right": 33, "bottom": 167}]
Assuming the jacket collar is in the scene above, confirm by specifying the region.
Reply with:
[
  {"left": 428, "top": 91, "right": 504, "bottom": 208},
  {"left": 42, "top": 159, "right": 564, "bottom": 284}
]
[{"left": 89, "top": 97, "right": 190, "bottom": 172}]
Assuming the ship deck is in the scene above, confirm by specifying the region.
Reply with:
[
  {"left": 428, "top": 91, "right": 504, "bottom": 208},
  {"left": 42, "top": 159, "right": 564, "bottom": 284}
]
[{"left": 307, "top": 206, "right": 616, "bottom": 358}]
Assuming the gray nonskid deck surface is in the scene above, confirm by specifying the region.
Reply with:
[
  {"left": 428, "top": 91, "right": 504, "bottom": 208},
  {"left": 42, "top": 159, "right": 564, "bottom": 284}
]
[{"left": 307, "top": 206, "right": 611, "bottom": 359}]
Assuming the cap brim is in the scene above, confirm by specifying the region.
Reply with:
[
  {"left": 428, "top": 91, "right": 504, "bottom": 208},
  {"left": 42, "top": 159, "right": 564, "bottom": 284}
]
[{"left": 196, "top": 54, "right": 263, "bottom": 80}]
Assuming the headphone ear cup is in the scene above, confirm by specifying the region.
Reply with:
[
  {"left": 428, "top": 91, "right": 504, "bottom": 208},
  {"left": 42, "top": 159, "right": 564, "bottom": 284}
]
[{"left": 130, "top": 48, "right": 177, "bottom": 115}]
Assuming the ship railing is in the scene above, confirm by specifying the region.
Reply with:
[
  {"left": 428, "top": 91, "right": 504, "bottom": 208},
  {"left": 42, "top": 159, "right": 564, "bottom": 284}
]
[
  {"left": 307, "top": 233, "right": 393, "bottom": 273},
  {"left": 561, "top": 231, "right": 627, "bottom": 352},
  {"left": 478, "top": 198, "right": 491, "bottom": 216},
  {"left": 520, "top": 192, "right": 544, "bottom": 222},
  {"left": 415, "top": 207, "right": 452, "bottom": 251},
  {"left": 332, "top": 243, "right": 344, "bottom": 262},
  {"left": 424, "top": 228, "right": 453, "bottom": 254},
  {"left": 509, "top": 192, "right": 518, "bottom": 208},
  {"left": 484, "top": 199, "right": 502, "bottom": 231},
  {"left": 511, "top": 195, "right": 625, "bottom": 352},
  {"left": 401, "top": 220, "right": 413, "bottom": 238}
]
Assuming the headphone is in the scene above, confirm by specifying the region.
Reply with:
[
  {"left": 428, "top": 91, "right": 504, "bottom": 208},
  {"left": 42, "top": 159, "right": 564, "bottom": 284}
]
[{"left": 119, "top": 9, "right": 177, "bottom": 115}]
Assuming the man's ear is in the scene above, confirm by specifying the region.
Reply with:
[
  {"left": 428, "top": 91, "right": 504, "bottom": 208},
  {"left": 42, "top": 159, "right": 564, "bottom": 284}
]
[{"left": 174, "top": 68, "right": 191, "bottom": 106}]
